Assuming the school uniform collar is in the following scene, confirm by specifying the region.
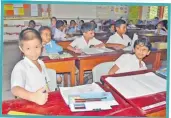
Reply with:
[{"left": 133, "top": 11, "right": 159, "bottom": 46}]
[
  {"left": 115, "top": 32, "right": 124, "bottom": 39},
  {"left": 133, "top": 54, "right": 144, "bottom": 68},
  {"left": 46, "top": 41, "right": 52, "bottom": 47},
  {"left": 24, "top": 56, "right": 42, "bottom": 68}
]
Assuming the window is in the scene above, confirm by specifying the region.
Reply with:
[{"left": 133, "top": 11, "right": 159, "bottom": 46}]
[
  {"left": 148, "top": 6, "right": 159, "bottom": 19},
  {"left": 163, "top": 6, "right": 168, "bottom": 20}
]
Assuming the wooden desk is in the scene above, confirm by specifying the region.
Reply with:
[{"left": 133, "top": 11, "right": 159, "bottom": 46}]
[
  {"left": 2, "top": 83, "right": 143, "bottom": 116},
  {"left": 57, "top": 40, "right": 72, "bottom": 49},
  {"left": 138, "top": 33, "right": 167, "bottom": 42},
  {"left": 73, "top": 50, "right": 162, "bottom": 85},
  {"left": 57, "top": 38, "right": 109, "bottom": 50},
  {"left": 74, "top": 51, "right": 124, "bottom": 85},
  {"left": 43, "top": 56, "right": 76, "bottom": 86},
  {"left": 101, "top": 70, "right": 166, "bottom": 117}
]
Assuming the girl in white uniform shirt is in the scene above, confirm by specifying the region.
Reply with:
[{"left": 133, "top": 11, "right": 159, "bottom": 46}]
[
  {"left": 108, "top": 38, "right": 151, "bottom": 75},
  {"left": 106, "top": 19, "right": 131, "bottom": 50},
  {"left": 11, "top": 28, "right": 50, "bottom": 105}
]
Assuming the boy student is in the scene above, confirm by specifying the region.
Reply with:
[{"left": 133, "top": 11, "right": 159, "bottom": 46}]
[
  {"left": 50, "top": 17, "right": 57, "bottom": 37},
  {"left": 39, "top": 26, "right": 63, "bottom": 55},
  {"left": 28, "top": 20, "right": 36, "bottom": 29},
  {"left": 108, "top": 38, "right": 151, "bottom": 75},
  {"left": 106, "top": 19, "right": 131, "bottom": 50},
  {"left": 11, "top": 28, "right": 50, "bottom": 105},
  {"left": 53, "top": 20, "right": 72, "bottom": 41},
  {"left": 67, "top": 22, "right": 105, "bottom": 53},
  {"left": 67, "top": 20, "right": 77, "bottom": 34}
]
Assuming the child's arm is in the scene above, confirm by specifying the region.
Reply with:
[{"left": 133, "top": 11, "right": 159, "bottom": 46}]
[
  {"left": 108, "top": 64, "right": 119, "bottom": 75},
  {"left": 105, "top": 43, "right": 126, "bottom": 49},
  {"left": 67, "top": 45, "right": 82, "bottom": 53},
  {"left": 11, "top": 86, "right": 48, "bottom": 105},
  {"left": 92, "top": 43, "right": 105, "bottom": 48}
]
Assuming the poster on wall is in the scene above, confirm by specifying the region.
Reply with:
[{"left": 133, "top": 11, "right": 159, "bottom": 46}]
[{"left": 96, "top": 5, "right": 129, "bottom": 20}]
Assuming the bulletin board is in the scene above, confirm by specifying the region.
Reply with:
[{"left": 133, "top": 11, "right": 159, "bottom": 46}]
[
  {"left": 4, "top": 4, "right": 51, "bottom": 20},
  {"left": 96, "top": 5, "right": 129, "bottom": 20},
  {"left": 128, "top": 6, "right": 140, "bottom": 24}
]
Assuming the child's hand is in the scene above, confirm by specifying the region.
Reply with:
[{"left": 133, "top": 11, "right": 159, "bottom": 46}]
[
  {"left": 32, "top": 87, "right": 48, "bottom": 105},
  {"left": 74, "top": 48, "right": 82, "bottom": 53},
  {"left": 93, "top": 43, "right": 105, "bottom": 48}
]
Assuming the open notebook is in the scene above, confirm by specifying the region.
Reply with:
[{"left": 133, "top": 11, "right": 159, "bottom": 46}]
[
  {"left": 106, "top": 72, "right": 166, "bottom": 99},
  {"left": 82, "top": 48, "right": 114, "bottom": 55}
]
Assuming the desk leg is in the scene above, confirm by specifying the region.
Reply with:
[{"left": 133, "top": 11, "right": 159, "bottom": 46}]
[
  {"left": 79, "top": 64, "right": 84, "bottom": 85},
  {"left": 70, "top": 61, "right": 76, "bottom": 87},
  {"left": 64, "top": 74, "right": 68, "bottom": 87}
]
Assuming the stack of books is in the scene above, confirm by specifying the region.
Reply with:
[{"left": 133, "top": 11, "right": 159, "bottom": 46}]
[
  {"left": 60, "top": 83, "right": 118, "bottom": 112},
  {"left": 156, "top": 67, "right": 167, "bottom": 79}
]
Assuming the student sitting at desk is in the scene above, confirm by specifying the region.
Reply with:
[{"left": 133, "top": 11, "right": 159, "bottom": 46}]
[
  {"left": 11, "top": 28, "right": 50, "bottom": 105},
  {"left": 155, "top": 22, "right": 167, "bottom": 35},
  {"left": 77, "top": 20, "right": 84, "bottom": 31},
  {"left": 108, "top": 24, "right": 115, "bottom": 34},
  {"left": 105, "top": 19, "right": 131, "bottom": 50},
  {"left": 53, "top": 20, "right": 72, "bottom": 41},
  {"left": 67, "top": 22, "right": 105, "bottom": 53},
  {"left": 50, "top": 17, "right": 57, "bottom": 37},
  {"left": 108, "top": 38, "right": 151, "bottom": 75},
  {"left": 28, "top": 20, "right": 36, "bottom": 29},
  {"left": 63, "top": 20, "right": 68, "bottom": 33},
  {"left": 39, "top": 26, "right": 63, "bottom": 86},
  {"left": 39, "top": 26, "right": 63, "bottom": 55},
  {"left": 67, "top": 20, "right": 77, "bottom": 34}
]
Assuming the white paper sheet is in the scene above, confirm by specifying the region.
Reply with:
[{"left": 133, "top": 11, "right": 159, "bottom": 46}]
[
  {"left": 31, "top": 4, "right": 38, "bottom": 16},
  {"left": 60, "top": 83, "right": 105, "bottom": 105},
  {"left": 106, "top": 72, "right": 166, "bottom": 99},
  {"left": 13, "top": 4, "right": 23, "bottom": 7},
  {"left": 82, "top": 48, "right": 114, "bottom": 54}
]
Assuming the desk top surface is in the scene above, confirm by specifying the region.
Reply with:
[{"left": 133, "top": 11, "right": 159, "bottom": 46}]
[
  {"left": 101, "top": 70, "right": 166, "bottom": 115},
  {"left": 2, "top": 83, "right": 143, "bottom": 116}
]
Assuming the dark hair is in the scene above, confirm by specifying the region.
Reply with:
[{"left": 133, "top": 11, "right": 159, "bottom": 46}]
[
  {"left": 63, "top": 20, "right": 67, "bottom": 25},
  {"left": 81, "top": 22, "right": 94, "bottom": 33},
  {"left": 115, "top": 19, "right": 126, "bottom": 27},
  {"left": 70, "top": 20, "right": 76, "bottom": 24},
  {"left": 19, "top": 28, "right": 42, "bottom": 47},
  {"left": 154, "top": 17, "right": 159, "bottom": 20},
  {"left": 134, "top": 38, "right": 152, "bottom": 50},
  {"left": 51, "top": 17, "right": 57, "bottom": 21},
  {"left": 90, "top": 20, "right": 97, "bottom": 29},
  {"left": 80, "top": 20, "right": 84, "bottom": 24},
  {"left": 29, "top": 20, "right": 36, "bottom": 25},
  {"left": 56, "top": 20, "right": 64, "bottom": 29},
  {"left": 109, "top": 24, "right": 115, "bottom": 28},
  {"left": 39, "top": 26, "right": 52, "bottom": 35}
]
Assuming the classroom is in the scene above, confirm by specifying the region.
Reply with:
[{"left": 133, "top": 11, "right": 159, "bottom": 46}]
[{"left": 2, "top": 3, "right": 168, "bottom": 116}]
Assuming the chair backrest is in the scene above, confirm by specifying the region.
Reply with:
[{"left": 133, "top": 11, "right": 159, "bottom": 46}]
[
  {"left": 46, "top": 68, "right": 57, "bottom": 92},
  {"left": 92, "top": 62, "right": 114, "bottom": 83}
]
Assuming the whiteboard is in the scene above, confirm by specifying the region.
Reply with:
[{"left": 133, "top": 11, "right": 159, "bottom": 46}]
[{"left": 51, "top": 4, "right": 97, "bottom": 19}]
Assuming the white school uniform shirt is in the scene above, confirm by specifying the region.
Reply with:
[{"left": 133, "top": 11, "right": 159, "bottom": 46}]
[
  {"left": 107, "top": 32, "right": 131, "bottom": 46},
  {"left": 114, "top": 53, "right": 147, "bottom": 74},
  {"left": 53, "top": 28, "right": 67, "bottom": 41},
  {"left": 11, "top": 57, "right": 50, "bottom": 92},
  {"left": 70, "top": 36, "right": 103, "bottom": 49}
]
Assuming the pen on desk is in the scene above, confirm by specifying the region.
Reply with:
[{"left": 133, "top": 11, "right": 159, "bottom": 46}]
[{"left": 75, "top": 97, "right": 107, "bottom": 102}]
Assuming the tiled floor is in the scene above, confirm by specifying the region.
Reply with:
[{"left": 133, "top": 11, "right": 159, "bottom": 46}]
[{"left": 2, "top": 42, "right": 22, "bottom": 100}]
